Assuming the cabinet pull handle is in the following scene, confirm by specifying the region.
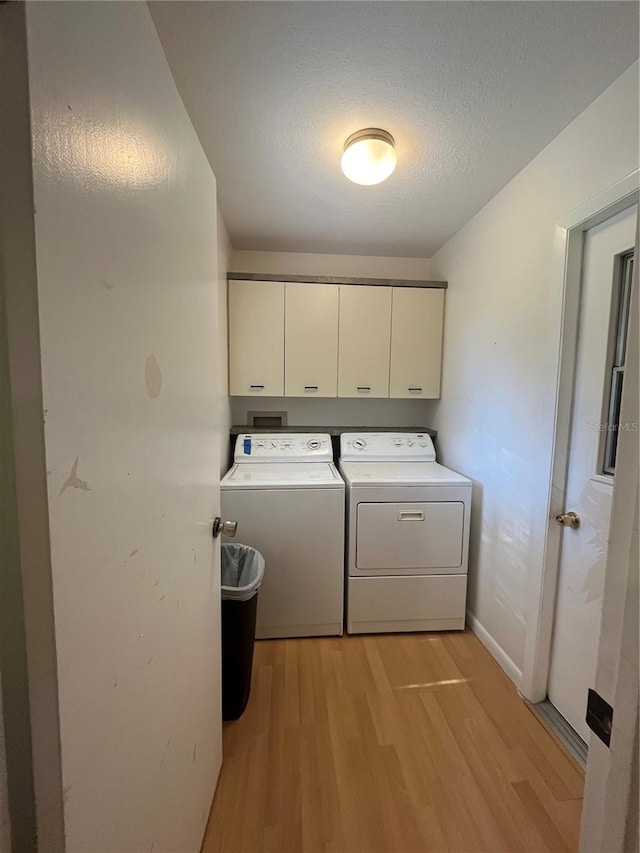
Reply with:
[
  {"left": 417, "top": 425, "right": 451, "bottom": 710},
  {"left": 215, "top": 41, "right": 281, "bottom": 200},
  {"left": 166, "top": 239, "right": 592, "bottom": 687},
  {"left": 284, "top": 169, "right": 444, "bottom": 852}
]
[
  {"left": 398, "top": 511, "right": 424, "bottom": 521},
  {"left": 357, "top": 386, "right": 371, "bottom": 393},
  {"left": 304, "top": 385, "right": 318, "bottom": 392},
  {"left": 249, "top": 384, "right": 264, "bottom": 390},
  {"left": 408, "top": 387, "right": 423, "bottom": 393}
]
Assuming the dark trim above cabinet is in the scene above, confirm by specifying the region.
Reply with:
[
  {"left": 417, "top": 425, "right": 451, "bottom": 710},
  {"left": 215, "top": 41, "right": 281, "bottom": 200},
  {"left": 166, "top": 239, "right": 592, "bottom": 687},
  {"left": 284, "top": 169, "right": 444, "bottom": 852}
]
[
  {"left": 228, "top": 272, "right": 447, "bottom": 289},
  {"left": 230, "top": 424, "right": 437, "bottom": 437}
]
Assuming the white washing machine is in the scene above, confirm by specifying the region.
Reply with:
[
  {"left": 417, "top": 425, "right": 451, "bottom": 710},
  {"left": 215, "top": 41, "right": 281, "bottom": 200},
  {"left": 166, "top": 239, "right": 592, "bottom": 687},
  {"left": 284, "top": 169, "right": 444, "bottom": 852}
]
[
  {"left": 339, "top": 433, "right": 471, "bottom": 634},
  {"left": 220, "top": 433, "right": 345, "bottom": 639}
]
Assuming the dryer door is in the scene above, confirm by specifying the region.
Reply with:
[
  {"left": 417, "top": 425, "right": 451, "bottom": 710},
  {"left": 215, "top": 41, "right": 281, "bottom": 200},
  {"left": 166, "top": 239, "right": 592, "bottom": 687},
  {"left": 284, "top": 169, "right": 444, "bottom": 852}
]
[{"left": 355, "top": 501, "right": 464, "bottom": 574}]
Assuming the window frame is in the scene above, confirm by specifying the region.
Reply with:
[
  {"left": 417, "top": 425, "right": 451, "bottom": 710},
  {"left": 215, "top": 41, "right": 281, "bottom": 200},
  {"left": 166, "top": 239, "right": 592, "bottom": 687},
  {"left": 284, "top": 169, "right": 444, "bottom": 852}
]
[{"left": 601, "top": 251, "right": 634, "bottom": 476}]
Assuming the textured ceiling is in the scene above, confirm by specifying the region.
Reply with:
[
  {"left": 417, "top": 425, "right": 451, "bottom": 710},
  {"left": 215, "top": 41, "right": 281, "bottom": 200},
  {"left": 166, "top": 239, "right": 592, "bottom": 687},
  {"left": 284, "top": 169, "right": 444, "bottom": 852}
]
[{"left": 150, "top": 1, "right": 639, "bottom": 258}]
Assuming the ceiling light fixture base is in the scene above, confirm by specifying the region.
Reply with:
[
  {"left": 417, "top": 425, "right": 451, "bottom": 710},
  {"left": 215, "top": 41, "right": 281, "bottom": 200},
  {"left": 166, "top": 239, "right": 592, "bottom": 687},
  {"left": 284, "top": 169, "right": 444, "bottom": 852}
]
[{"left": 341, "top": 127, "right": 397, "bottom": 186}]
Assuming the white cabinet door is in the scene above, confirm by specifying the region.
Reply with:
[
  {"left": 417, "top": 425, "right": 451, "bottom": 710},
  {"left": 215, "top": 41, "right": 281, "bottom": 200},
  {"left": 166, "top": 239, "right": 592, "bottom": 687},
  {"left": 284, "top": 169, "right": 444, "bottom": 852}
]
[
  {"left": 228, "top": 280, "right": 284, "bottom": 396},
  {"left": 338, "top": 285, "right": 391, "bottom": 398},
  {"left": 390, "top": 288, "right": 444, "bottom": 398},
  {"left": 285, "top": 283, "right": 338, "bottom": 397}
]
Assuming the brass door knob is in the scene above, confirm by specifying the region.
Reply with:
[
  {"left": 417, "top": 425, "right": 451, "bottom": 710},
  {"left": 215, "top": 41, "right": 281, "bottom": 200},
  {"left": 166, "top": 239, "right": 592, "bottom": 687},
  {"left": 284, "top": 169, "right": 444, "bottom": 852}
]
[{"left": 555, "top": 511, "right": 580, "bottom": 529}]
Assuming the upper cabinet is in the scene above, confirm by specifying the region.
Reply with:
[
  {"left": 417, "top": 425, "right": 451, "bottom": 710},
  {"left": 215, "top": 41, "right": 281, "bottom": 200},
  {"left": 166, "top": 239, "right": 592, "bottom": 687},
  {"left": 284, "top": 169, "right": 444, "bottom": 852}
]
[
  {"left": 285, "top": 283, "right": 339, "bottom": 397},
  {"left": 337, "top": 285, "right": 392, "bottom": 398},
  {"left": 228, "top": 278, "right": 445, "bottom": 399},
  {"left": 228, "top": 280, "right": 284, "bottom": 396},
  {"left": 389, "top": 288, "right": 444, "bottom": 399}
]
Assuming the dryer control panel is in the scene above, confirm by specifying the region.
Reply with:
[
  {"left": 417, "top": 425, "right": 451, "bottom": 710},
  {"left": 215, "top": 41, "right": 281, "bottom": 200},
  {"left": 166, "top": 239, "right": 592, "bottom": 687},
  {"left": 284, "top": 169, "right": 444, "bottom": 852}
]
[
  {"left": 235, "top": 433, "right": 333, "bottom": 463},
  {"left": 340, "top": 433, "right": 436, "bottom": 462}
]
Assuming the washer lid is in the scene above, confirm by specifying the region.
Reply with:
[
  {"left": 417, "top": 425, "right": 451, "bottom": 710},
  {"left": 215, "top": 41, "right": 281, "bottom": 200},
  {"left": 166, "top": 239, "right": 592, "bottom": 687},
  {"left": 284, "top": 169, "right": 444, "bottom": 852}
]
[
  {"left": 339, "top": 461, "right": 471, "bottom": 487},
  {"left": 221, "top": 462, "right": 344, "bottom": 489}
]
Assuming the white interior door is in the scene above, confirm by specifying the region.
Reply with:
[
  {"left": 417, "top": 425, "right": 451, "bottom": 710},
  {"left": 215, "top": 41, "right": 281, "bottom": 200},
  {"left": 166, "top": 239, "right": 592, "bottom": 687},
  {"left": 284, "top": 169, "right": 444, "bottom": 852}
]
[
  {"left": 548, "top": 205, "right": 637, "bottom": 741},
  {"left": 26, "top": 4, "right": 223, "bottom": 851}
]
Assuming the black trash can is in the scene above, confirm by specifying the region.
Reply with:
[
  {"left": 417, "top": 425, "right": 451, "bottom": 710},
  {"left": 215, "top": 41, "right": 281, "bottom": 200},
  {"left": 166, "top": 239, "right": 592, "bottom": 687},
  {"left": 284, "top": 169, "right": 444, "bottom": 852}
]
[{"left": 221, "top": 543, "right": 265, "bottom": 721}]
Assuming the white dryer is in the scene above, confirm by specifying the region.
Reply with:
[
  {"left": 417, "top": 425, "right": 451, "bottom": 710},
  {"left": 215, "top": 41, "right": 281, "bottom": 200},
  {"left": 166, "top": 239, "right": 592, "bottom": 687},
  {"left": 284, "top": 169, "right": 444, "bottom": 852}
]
[
  {"left": 221, "top": 433, "right": 344, "bottom": 639},
  {"left": 339, "top": 433, "right": 471, "bottom": 634}
]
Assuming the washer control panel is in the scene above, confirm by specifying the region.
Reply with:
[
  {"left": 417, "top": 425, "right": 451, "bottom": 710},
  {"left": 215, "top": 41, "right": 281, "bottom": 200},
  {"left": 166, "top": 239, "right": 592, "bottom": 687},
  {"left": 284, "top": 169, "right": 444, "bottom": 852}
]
[
  {"left": 340, "top": 433, "right": 436, "bottom": 462},
  {"left": 235, "top": 433, "right": 333, "bottom": 463}
]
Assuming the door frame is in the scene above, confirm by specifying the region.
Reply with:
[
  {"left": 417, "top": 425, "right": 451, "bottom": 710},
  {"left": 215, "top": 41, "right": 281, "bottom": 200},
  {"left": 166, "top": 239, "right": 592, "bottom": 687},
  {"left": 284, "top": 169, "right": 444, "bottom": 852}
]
[
  {"left": 579, "top": 214, "right": 638, "bottom": 851},
  {"left": 0, "top": 4, "right": 66, "bottom": 850},
  {"left": 520, "top": 169, "right": 639, "bottom": 702}
]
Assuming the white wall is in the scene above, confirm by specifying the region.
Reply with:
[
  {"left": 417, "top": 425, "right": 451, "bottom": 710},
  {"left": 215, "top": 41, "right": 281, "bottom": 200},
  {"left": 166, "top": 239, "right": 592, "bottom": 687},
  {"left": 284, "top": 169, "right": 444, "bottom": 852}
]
[
  {"left": 231, "top": 249, "right": 435, "bottom": 280},
  {"left": 217, "top": 209, "right": 233, "bottom": 472},
  {"left": 26, "top": 3, "right": 223, "bottom": 850},
  {"left": 428, "top": 62, "right": 639, "bottom": 678},
  {"left": 230, "top": 395, "right": 433, "bottom": 432}
]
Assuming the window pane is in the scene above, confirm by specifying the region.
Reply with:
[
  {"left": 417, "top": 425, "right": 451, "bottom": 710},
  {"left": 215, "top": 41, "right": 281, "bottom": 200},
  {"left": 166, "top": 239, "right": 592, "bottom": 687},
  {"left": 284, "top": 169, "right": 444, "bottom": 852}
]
[
  {"left": 603, "top": 368, "right": 624, "bottom": 475},
  {"left": 615, "top": 255, "right": 633, "bottom": 366},
  {"left": 602, "top": 251, "right": 633, "bottom": 476}
]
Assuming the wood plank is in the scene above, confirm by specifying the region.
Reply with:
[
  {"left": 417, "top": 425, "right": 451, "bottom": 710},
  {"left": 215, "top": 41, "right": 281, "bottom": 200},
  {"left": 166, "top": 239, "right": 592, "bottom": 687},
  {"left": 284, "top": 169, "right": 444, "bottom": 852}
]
[{"left": 202, "top": 630, "right": 583, "bottom": 852}]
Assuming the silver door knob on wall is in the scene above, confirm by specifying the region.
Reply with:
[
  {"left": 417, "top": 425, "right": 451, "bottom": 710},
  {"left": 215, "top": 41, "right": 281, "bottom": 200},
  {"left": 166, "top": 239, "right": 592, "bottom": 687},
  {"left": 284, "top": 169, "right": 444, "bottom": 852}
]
[
  {"left": 555, "top": 511, "right": 580, "bottom": 529},
  {"left": 212, "top": 517, "right": 238, "bottom": 538}
]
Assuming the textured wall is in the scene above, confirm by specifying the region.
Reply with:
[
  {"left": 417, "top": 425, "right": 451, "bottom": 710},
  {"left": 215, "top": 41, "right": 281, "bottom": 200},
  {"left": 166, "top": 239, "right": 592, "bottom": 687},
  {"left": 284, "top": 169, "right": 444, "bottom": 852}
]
[
  {"left": 230, "top": 395, "right": 434, "bottom": 434},
  {"left": 429, "top": 62, "right": 639, "bottom": 677},
  {"left": 151, "top": 2, "right": 639, "bottom": 257},
  {"left": 231, "top": 250, "right": 435, "bottom": 281}
]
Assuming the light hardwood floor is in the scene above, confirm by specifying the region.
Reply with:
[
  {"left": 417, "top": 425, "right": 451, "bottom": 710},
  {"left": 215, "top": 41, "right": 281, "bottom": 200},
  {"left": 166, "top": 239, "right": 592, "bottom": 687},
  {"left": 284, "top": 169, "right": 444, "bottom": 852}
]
[{"left": 202, "top": 630, "right": 583, "bottom": 853}]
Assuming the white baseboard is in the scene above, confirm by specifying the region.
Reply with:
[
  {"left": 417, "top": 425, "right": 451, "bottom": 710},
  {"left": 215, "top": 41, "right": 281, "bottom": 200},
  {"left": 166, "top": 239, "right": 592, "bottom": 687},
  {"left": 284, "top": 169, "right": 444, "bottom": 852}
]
[{"left": 466, "top": 610, "right": 522, "bottom": 686}]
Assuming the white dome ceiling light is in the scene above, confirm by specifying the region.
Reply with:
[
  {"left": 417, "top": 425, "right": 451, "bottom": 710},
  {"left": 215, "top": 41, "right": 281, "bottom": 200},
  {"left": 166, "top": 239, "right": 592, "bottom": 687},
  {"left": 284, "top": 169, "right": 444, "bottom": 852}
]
[{"left": 340, "top": 128, "right": 397, "bottom": 186}]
